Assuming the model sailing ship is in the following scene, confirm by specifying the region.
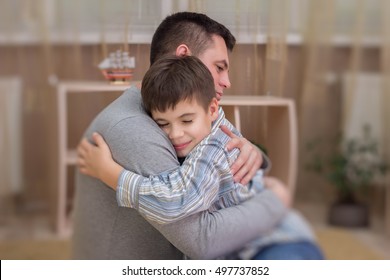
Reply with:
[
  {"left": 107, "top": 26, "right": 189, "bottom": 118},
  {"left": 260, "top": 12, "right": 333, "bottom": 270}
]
[{"left": 99, "top": 50, "right": 135, "bottom": 84}]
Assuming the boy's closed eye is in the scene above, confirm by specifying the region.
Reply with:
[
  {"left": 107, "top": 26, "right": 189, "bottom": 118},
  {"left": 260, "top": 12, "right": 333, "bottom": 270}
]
[{"left": 156, "top": 122, "right": 169, "bottom": 128}]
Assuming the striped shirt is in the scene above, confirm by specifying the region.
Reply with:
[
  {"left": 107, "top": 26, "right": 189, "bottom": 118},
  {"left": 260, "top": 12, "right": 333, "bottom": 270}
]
[{"left": 117, "top": 107, "right": 262, "bottom": 223}]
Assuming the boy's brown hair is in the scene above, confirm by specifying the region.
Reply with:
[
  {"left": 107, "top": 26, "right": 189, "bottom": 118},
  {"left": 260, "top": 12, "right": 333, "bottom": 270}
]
[{"left": 141, "top": 55, "right": 215, "bottom": 114}]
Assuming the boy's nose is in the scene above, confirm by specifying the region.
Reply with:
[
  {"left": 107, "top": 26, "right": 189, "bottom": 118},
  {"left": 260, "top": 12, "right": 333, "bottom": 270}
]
[{"left": 169, "top": 126, "right": 184, "bottom": 140}]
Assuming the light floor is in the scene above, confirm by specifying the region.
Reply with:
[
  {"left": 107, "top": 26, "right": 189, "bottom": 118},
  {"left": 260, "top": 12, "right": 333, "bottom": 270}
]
[
  {"left": 1, "top": 201, "right": 389, "bottom": 259},
  {"left": 295, "top": 201, "right": 390, "bottom": 259}
]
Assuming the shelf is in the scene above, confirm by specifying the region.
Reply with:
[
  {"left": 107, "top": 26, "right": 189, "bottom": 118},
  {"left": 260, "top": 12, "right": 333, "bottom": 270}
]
[
  {"left": 220, "top": 95, "right": 297, "bottom": 195},
  {"left": 220, "top": 95, "right": 294, "bottom": 106},
  {"left": 65, "top": 150, "right": 77, "bottom": 165},
  {"left": 56, "top": 80, "right": 141, "bottom": 237},
  {"left": 57, "top": 80, "right": 138, "bottom": 92}
]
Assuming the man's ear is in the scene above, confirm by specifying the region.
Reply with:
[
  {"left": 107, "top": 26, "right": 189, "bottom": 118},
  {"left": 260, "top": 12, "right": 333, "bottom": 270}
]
[
  {"left": 176, "top": 44, "right": 191, "bottom": 57},
  {"left": 209, "top": 98, "right": 219, "bottom": 121}
]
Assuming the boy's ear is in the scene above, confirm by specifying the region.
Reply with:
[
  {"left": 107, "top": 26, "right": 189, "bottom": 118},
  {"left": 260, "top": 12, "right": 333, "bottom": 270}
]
[
  {"left": 209, "top": 98, "right": 219, "bottom": 121},
  {"left": 176, "top": 44, "right": 191, "bottom": 57}
]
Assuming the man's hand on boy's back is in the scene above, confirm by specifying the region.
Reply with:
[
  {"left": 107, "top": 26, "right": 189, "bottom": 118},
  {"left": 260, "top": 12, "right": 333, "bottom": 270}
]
[{"left": 220, "top": 125, "right": 263, "bottom": 185}]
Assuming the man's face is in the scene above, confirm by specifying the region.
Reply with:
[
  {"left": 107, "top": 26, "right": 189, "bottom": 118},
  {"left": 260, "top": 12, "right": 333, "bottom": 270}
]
[
  {"left": 151, "top": 98, "right": 219, "bottom": 158},
  {"left": 197, "top": 35, "right": 231, "bottom": 101}
]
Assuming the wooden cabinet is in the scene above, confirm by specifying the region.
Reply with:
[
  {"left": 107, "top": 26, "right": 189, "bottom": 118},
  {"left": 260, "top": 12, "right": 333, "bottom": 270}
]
[{"left": 56, "top": 81, "right": 297, "bottom": 237}]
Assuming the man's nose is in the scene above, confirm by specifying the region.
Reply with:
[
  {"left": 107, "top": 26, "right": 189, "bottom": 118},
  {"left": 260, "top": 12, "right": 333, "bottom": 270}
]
[{"left": 220, "top": 73, "right": 231, "bottom": 89}]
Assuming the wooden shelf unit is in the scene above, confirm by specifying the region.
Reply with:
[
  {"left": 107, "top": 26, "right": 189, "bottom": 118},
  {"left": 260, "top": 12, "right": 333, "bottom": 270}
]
[
  {"left": 56, "top": 81, "right": 139, "bottom": 237},
  {"left": 56, "top": 81, "right": 297, "bottom": 237}
]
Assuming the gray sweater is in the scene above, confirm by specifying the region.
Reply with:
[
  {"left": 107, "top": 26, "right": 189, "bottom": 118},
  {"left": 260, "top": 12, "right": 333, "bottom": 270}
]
[{"left": 71, "top": 86, "right": 287, "bottom": 259}]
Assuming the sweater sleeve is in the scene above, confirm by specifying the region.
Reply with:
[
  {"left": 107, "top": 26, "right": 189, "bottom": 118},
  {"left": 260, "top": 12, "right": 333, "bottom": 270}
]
[{"left": 153, "top": 189, "right": 287, "bottom": 259}]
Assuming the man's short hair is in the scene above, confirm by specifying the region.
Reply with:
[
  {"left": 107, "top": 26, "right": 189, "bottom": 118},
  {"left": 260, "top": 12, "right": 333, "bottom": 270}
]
[{"left": 150, "top": 12, "right": 236, "bottom": 65}]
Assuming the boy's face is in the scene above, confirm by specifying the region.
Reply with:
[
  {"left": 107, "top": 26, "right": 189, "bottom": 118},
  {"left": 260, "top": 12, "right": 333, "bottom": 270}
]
[
  {"left": 197, "top": 35, "right": 231, "bottom": 101},
  {"left": 152, "top": 98, "right": 219, "bottom": 158}
]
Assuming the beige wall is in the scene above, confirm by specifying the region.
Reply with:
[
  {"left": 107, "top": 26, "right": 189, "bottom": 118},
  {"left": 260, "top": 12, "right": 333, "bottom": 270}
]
[{"left": 0, "top": 43, "right": 384, "bottom": 221}]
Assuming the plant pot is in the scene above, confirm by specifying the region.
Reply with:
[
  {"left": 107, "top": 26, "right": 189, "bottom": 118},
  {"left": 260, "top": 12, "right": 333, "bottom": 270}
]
[{"left": 328, "top": 202, "right": 369, "bottom": 228}]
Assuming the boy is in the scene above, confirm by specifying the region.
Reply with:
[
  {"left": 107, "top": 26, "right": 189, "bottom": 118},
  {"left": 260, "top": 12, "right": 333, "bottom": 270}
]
[{"left": 78, "top": 55, "right": 322, "bottom": 259}]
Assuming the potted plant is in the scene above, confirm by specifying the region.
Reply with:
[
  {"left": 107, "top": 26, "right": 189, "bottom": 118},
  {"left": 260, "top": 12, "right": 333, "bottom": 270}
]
[{"left": 306, "top": 124, "right": 388, "bottom": 227}]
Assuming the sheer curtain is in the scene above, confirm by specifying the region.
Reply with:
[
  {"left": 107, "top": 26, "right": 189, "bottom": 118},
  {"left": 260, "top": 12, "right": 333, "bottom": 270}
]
[
  {"left": 1, "top": 0, "right": 389, "bottom": 234},
  {"left": 297, "top": 0, "right": 390, "bottom": 235}
]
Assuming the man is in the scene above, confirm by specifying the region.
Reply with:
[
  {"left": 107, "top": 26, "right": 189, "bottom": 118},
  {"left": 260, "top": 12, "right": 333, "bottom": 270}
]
[{"left": 72, "top": 12, "right": 288, "bottom": 260}]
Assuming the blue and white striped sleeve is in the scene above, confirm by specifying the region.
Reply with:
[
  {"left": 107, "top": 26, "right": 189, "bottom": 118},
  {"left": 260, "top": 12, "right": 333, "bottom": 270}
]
[{"left": 116, "top": 138, "right": 234, "bottom": 224}]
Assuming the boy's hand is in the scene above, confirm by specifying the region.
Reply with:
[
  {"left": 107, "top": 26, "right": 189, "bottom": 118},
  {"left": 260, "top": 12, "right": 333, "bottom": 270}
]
[
  {"left": 263, "top": 176, "right": 291, "bottom": 207},
  {"left": 220, "top": 125, "right": 262, "bottom": 185},
  {"left": 77, "top": 132, "right": 113, "bottom": 179},
  {"left": 77, "top": 133, "right": 123, "bottom": 189}
]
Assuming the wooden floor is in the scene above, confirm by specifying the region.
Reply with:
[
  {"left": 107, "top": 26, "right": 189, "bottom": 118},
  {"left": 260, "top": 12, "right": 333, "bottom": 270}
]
[
  {"left": 295, "top": 201, "right": 390, "bottom": 259},
  {"left": 1, "top": 201, "right": 389, "bottom": 260}
]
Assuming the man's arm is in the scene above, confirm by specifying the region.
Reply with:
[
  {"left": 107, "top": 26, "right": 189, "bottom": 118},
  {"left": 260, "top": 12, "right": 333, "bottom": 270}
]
[{"left": 154, "top": 189, "right": 287, "bottom": 259}]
